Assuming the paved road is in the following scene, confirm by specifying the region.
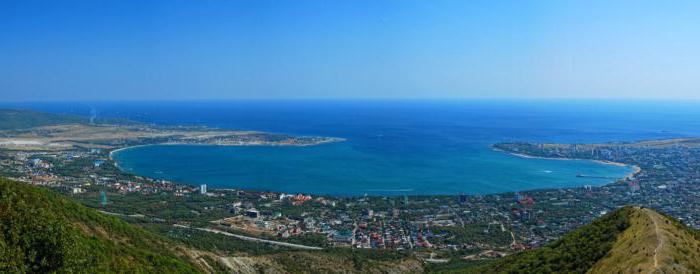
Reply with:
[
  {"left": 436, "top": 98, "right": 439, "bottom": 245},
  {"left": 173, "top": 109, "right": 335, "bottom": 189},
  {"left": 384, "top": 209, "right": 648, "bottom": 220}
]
[
  {"left": 99, "top": 210, "right": 323, "bottom": 250},
  {"left": 173, "top": 224, "right": 323, "bottom": 250}
]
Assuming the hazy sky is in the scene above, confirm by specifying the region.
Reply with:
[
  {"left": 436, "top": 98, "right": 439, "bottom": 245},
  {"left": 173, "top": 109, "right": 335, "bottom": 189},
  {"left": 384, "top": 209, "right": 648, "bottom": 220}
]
[{"left": 1, "top": 0, "right": 699, "bottom": 101}]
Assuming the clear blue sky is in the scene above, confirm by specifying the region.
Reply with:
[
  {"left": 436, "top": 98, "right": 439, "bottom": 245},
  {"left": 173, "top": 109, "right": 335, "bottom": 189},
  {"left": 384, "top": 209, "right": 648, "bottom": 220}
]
[{"left": 1, "top": 0, "right": 699, "bottom": 101}]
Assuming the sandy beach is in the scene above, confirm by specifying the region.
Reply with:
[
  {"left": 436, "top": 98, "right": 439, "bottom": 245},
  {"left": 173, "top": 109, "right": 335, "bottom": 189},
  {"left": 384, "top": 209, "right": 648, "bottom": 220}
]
[{"left": 495, "top": 148, "right": 642, "bottom": 181}]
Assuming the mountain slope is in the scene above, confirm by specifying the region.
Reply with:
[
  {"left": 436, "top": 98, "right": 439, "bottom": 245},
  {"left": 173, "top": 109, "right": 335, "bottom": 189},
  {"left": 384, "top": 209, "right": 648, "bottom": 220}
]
[
  {"left": 0, "top": 178, "right": 422, "bottom": 273},
  {"left": 589, "top": 208, "right": 700, "bottom": 273},
  {"left": 449, "top": 206, "right": 700, "bottom": 274},
  {"left": 0, "top": 177, "right": 202, "bottom": 273}
]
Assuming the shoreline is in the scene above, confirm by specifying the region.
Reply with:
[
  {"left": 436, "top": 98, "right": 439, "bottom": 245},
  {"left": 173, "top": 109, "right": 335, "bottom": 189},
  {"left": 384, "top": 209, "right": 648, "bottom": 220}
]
[
  {"left": 108, "top": 144, "right": 642, "bottom": 198},
  {"left": 494, "top": 148, "right": 642, "bottom": 182},
  {"left": 108, "top": 137, "right": 346, "bottom": 174},
  {"left": 109, "top": 144, "right": 153, "bottom": 158},
  {"left": 108, "top": 137, "right": 345, "bottom": 159}
]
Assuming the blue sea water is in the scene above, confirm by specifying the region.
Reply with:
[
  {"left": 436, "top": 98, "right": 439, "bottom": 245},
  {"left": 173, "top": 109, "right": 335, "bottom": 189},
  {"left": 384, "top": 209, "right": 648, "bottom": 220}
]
[{"left": 9, "top": 100, "right": 700, "bottom": 196}]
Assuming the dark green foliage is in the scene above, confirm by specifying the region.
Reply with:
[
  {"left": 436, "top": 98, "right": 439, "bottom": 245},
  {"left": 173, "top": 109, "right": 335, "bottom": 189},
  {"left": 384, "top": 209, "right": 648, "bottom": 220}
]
[
  {"left": 272, "top": 248, "right": 412, "bottom": 273},
  {"left": 430, "top": 224, "right": 512, "bottom": 246},
  {"left": 146, "top": 223, "right": 297, "bottom": 255},
  {"left": 0, "top": 178, "right": 201, "bottom": 273}
]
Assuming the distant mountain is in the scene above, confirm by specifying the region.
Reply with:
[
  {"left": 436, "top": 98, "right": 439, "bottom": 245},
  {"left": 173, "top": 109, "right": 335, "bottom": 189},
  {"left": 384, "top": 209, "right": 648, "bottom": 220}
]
[
  {"left": 0, "top": 109, "right": 87, "bottom": 130},
  {"left": 0, "top": 108, "right": 136, "bottom": 130},
  {"left": 441, "top": 206, "right": 700, "bottom": 273}
]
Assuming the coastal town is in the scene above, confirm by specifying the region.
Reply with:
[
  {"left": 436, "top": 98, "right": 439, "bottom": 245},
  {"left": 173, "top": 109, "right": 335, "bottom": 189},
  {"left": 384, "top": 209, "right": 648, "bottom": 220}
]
[
  {"left": 5, "top": 1, "right": 700, "bottom": 271},
  {"left": 3, "top": 131, "right": 700, "bottom": 263}
]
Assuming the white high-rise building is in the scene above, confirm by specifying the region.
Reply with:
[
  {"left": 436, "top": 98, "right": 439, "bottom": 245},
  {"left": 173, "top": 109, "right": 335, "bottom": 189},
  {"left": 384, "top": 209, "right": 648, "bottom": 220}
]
[{"left": 200, "top": 184, "right": 207, "bottom": 195}]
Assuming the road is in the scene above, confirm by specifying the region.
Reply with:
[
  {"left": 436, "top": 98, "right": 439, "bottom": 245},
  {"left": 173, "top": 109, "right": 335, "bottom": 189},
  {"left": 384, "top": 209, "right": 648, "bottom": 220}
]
[
  {"left": 99, "top": 210, "right": 323, "bottom": 250},
  {"left": 173, "top": 224, "right": 323, "bottom": 250}
]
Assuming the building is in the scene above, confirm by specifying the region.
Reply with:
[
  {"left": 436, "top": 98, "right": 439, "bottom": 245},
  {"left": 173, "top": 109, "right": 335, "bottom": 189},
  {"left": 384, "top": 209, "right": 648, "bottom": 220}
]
[
  {"left": 245, "top": 209, "right": 260, "bottom": 219},
  {"left": 199, "top": 184, "right": 207, "bottom": 195}
]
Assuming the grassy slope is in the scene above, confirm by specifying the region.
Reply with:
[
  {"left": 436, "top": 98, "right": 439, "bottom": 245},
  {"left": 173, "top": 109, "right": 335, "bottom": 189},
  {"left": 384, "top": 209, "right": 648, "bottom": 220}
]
[
  {"left": 457, "top": 207, "right": 633, "bottom": 274},
  {"left": 267, "top": 249, "right": 423, "bottom": 274},
  {"left": 436, "top": 206, "right": 700, "bottom": 274},
  {"left": 0, "top": 178, "right": 201, "bottom": 273},
  {"left": 589, "top": 208, "right": 700, "bottom": 273}
]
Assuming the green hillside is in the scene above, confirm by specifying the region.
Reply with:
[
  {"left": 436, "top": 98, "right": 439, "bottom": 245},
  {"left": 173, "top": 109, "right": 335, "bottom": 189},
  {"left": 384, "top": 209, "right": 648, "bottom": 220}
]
[
  {"left": 0, "top": 109, "right": 87, "bottom": 130},
  {"left": 0, "top": 178, "right": 423, "bottom": 273},
  {"left": 436, "top": 206, "right": 700, "bottom": 274},
  {"left": 3, "top": 172, "right": 698, "bottom": 273},
  {"left": 0, "top": 177, "right": 201, "bottom": 273},
  {"left": 0, "top": 108, "right": 136, "bottom": 130}
]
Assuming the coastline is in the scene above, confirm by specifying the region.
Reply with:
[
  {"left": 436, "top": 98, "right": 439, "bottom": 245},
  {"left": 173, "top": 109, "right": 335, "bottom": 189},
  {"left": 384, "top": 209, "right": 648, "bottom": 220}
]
[
  {"left": 493, "top": 147, "right": 642, "bottom": 182},
  {"left": 108, "top": 137, "right": 345, "bottom": 172},
  {"left": 109, "top": 143, "right": 642, "bottom": 197},
  {"left": 108, "top": 136, "right": 344, "bottom": 158},
  {"left": 109, "top": 144, "right": 153, "bottom": 158}
]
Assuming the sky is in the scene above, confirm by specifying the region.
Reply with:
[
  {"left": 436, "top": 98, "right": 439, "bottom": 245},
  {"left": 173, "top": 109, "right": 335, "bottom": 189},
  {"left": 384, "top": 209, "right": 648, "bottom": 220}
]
[{"left": 1, "top": 0, "right": 699, "bottom": 101}]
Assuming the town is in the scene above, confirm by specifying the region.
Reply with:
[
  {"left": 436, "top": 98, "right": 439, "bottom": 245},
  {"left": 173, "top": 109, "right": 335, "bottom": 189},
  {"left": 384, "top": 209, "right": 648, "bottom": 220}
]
[{"left": 3, "top": 136, "right": 700, "bottom": 263}]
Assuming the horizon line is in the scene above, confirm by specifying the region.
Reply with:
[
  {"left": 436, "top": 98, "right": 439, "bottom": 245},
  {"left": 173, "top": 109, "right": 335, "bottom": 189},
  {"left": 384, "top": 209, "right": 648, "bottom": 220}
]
[{"left": 4, "top": 96, "right": 700, "bottom": 104}]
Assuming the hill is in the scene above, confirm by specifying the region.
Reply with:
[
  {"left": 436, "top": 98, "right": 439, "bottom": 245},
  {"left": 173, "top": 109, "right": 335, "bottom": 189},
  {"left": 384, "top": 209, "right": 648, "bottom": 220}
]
[
  {"left": 0, "top": 177, "right": 202, "bottom": 273},
  {"left": 0, "top": 108, "right": 136, "bottom": 130},
  {"left": 0, "top": 178, "right": 423, "bottom": 273},
  {"left": 437, "top": 206, "right": 700, "bottom": 274},
  {"left": 5, "top": 172, "right": 697, "bottom": 273},
  {"left": 0, "top": 109, "right": 88, "bottom": 130}
]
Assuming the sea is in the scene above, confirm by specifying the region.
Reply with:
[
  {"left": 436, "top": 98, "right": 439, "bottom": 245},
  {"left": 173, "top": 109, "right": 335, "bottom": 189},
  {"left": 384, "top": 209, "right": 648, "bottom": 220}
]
[{"left": 8, "top": 99, "right": 700, "bottom": 196}]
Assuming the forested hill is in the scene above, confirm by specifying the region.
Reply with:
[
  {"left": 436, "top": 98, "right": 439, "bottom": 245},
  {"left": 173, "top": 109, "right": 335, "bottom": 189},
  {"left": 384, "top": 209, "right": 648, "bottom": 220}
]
[
  {"left": 0, "top": 178, "right": 424, "bottom": 274},
  {"left": 0, "top": 108, "right": 135, "bottom": 130},
  {"left": 0, "top": 109, "right": 87, "bottom": 130},
  {"left": 0, "top": 177, "right": 202, "bottom": 273},
  {"left": 438, "top": 206, "right": 700, "bottom": 274},
  {"left": 2, "top": 168, "right": 699, "bottom": 273}
]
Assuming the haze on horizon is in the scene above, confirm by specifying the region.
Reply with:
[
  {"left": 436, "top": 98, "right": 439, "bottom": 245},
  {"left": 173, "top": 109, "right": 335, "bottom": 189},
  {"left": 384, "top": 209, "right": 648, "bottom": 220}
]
[{"left": 1, "top": 0, "right": 699, "bottom": 102}]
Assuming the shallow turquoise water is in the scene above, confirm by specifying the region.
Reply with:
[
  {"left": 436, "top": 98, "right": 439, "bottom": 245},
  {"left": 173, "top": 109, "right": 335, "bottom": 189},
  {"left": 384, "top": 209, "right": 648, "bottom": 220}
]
[
  {"left": 112, "top": 143, "right": 632, "bottom": 196},
  {"left": 69, "top": 99, "right": 700, "bottom": 196}
]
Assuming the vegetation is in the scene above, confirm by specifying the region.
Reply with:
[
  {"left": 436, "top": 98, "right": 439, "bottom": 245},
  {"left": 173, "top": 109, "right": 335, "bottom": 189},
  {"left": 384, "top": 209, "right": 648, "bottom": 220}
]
[
  {"left": 0, "top": 108, "right": 135, "bottom": 130},
  {"left": 429, "top": 224, "right": 511, "bottom": 246},
  {"left": 0, "top": 177, "right": 201, "bottom": 273},
  {"left": 146, "top": 223, "right": 298, "bottom": 256},
  {"left": 431, "top": 206, "right": 700, "bottom": 274},
  {"left": 270, "top": 249, "right": 421, "bottom": 273},
  {"left": 433, "top": 207, "right": 634, "bottom": 273},
  {"left": 0, "top": 109, "right": 86, "bottom": 130},
  {"left": 589, "top": 207, "right": 700, "bottom": 273}
]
